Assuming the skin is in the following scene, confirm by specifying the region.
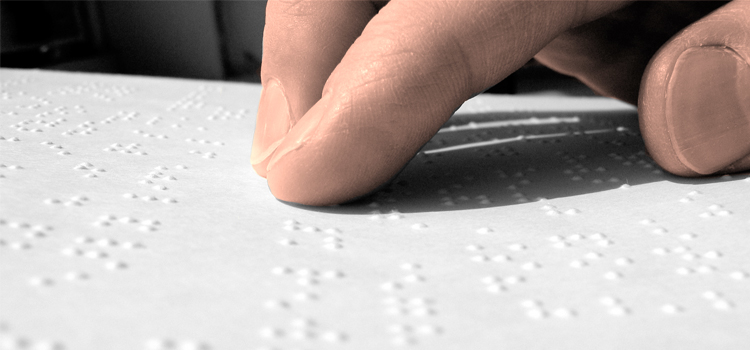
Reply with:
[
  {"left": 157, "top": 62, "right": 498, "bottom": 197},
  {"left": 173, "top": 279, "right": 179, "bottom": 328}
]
[{"left": 252, "top": 0, "right": 750, "bottom": 206}]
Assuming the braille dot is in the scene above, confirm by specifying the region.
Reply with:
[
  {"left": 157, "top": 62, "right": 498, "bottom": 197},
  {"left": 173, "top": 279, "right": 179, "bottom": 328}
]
[
  {"left": 712, "top": 299, "right": 734, "bottom": 310},
  {"left": 526, "top": 309, "right": 547, "bottom": 319},
  {"left": 652, "top": 248, "right": 668, "bottom": 255},
  {"left": 552, "top": 308, "right": 575, "bottom": 319},
  {"left": 400, "top": 263, "right": 421, "bottom": 270},
  {"left": 504, "top": 276, "right": 524, "bottom": 284},
  {"left": 729, "top": 271, "right": 748, "bottom": 280},
  {"left": 702, "top": 290, "right": 721, "bottom": 299},
  {"left": 681, "top": 253, "right": 699, "bottom": 261},
  {"left": 608, "top": 306, "right": 629, "bottom": 316},
  {"left": 476, "top": 227, "right": 493, "bottom": 234},
  {"left": 64, "top": 271, "right": 89, "bottom": 281},
  {"left": 604, "top": 271, "right": 622, "bottom": 280},
  {"left": 121, "top": 242, "right": 145, "bottom": 249},
  {"left": 703, "top": 251, "right": 722, "bottom": 259},
  {"left": 381, "top": 282, "right": 402, "bottom": 291},
  {"left": 29, "top": 277, "right": 54, "bottom": 286},
  {"left": 258, "top": 327, "right": 283, "bottom": 339},
  {"left": 297, "top": 277, "right": 318, "bottom": 286},
  {"left": 661, "top": 304, "right": 682, "bottom": 314},
  {"left": 570, "top": 260, "right": 588, "bottom": 268},
  {"left": 584, "top": 252, "right": 602, "bottom": 260},
  {"left": 508, "top": 243, "right": 526, "bottom": 251},
  {"left": 61, "top": 247, "right": 82, "bottom": 256},
  {"left": 679, "top": 233, "right": 697, "bottom": 240},
  {"left": 322, "top": 270, "right": 345, "bottom": 279},
  {"left": 410, "top": 223, "right": 428, "bottom": 230},
  {"left": 676, "top": 267, "right": 694, "bottom": 275},
  {"left": 471, "top": 255, "right": 490, "bottom": 262},
  {"left": 271, "top": 266, "right": 292, "bottom": 275},
  {"left": 491, "top": 255, "right": 511, "bottom": 262},
  {"left": 521, "top": 262, "right": 541, "bottom": 270},
  {"left": 553, "top": 241, "right": 570, "bottom": 249},
  {"left": 615, "top": 257, "right": 633, "bottom": 266}
]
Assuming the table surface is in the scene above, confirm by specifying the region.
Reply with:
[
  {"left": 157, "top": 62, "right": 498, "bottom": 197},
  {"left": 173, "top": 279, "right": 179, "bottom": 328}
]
[{"left": 1, "top": 68, "right": 749, "bottom": 350}]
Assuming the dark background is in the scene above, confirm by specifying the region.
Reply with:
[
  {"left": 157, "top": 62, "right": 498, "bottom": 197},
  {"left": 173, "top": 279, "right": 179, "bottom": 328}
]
[{"left": 1, "top": 0, "right": 594, "bottom": 96}]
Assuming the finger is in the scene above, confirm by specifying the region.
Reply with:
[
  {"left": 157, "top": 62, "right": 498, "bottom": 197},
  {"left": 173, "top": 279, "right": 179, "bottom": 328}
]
[
  {"left": 266, "top": 0, "right": 631, "bottom": 206},
  {"left": 639, "top": 0, "right": 750, "bottom": 176},
  {"left": 536, "top": 1, "right": 728, "bottom": 105},
  {"left": 251, "top": 0, "right": 378, "bottom": 177}
]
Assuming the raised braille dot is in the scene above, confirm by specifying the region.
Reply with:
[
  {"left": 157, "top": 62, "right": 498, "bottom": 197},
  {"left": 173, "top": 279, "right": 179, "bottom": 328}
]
[
  {"left": 604, "top": 271, "right": 622, "bottom": 280},
  {"left": 729, "top": 271, "right": 748, "bottom": 280},
  {"left": 381, "top": 282, "right": 402, "bottom": 291},
  {"left": 64, "top": 271, "right": 89, "bottom": 281},
  {"left": 411, "top": 223, "right": 428, "bottom": 230},
  {"left": 608, "top": 306, "right": 629, "bottom": 316},
  {"left": 676, "top": 267, "right": 694, "bottom": 275},
  {"left": 652, "top": 247, "right": 669, "bottom": 255},
  {"left": 584, "top": 252, "right": 602, "bottom": 260},
  {"left": 61, "top": 247, "right": 82, "bottom": 256},
  {"left": 703, "top": 251, "right": 722, "bottom": 259},
  {"left": 476, "top": 227, "right": 493, "bottom": 234},
  {"left": 508, "top": 243, "right": 526, "bottom": 251},
  {"left": 696, "top": 265, "right": 716, "bottom": 274},
  {"left": 121, "top": 241, "right": 145, "bottom": 249},
  {"left": 138, "top": 226, "right": 156, "bottom": 232},
  {"left": 679, "top": 233, "right": 697, "bottom": 240},
  {"left": 570, "top": 260, "right": 588, "bottom": 268},
  {"left": 521, "top": 262, "right": 541, "bottom": 270},
  {"left": 712, "top": 299, "right": 734, "bottom": 310},
  {"left": 258, "top": 327, "right": 283, "bottom": 339},
  {"left": 661, "top": 304, "right": 682, "bottom": 314},
  {"left": 681, "top": 253, "right": 699, "bottom": 261},
  {"left": 400, "top": 263, "right": 421, "bottom": 270},
  {"left": 526, "top": 309, "right": 547, "bottom": 319},
  {"left": 271, "top": 266, "right": 293, "bottom": 275},
  {"left": 504, "top": 276, "right": 524, "bottom": 284},
  {"left": 615, "top": 257, "right": 633, "bottom": 266},
  {"left": 491, "top": 255, "right": 511, "bottom": 262},
  {"left": 552, "top": 308, "right": 575, "bottom": 319},
  {"left": 29, "top": 277, "right": 54, "bottom": 286}
]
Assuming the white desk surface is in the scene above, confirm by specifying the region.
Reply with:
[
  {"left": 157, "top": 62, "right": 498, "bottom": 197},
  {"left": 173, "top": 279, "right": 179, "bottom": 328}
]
[{"left": 1, "top": 68, "right": 749, "bottom": 350}]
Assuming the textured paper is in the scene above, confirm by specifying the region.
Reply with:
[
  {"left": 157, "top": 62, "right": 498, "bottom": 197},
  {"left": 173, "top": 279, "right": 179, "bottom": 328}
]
[{"left": 1, "top": 68, "right": 748, "bottom": 349}]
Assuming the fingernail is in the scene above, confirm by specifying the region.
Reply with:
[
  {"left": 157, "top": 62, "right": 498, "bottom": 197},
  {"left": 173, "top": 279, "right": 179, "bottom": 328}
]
[
  {"left": 251, "top": 79, "right": 291, "bottom": 177},
  {"left": 667, "top": 46, "right": 750, "bottom": 174},
  {"left": 266, "top": 93, "right": 332, "bottom": 173}
]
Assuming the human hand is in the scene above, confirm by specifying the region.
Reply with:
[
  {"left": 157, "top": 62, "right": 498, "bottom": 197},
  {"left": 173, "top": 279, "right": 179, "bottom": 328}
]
[{"left": 252, "top": 0, "right": 750, "bottom": 206}]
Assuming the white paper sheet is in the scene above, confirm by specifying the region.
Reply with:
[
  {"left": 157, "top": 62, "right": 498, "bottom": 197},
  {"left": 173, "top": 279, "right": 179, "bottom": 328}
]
[{"left": 1, "top": 68, "right": 748, "bottom": 350}]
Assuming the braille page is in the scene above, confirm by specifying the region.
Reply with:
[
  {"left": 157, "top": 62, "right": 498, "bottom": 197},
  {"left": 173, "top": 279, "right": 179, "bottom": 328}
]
[{"left": 1, "top": 68, "right": 748, "bottom": 350}]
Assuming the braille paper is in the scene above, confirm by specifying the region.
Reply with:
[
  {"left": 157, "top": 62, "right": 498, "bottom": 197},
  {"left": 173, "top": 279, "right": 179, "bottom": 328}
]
[{"left": 1, "top": 68, "right": 749, "bottom": 349}]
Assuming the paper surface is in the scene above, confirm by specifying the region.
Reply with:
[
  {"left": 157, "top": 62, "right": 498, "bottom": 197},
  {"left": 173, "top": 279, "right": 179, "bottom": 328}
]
[{"left": 1, "top": 68, "right": 749, "bottom": 349}]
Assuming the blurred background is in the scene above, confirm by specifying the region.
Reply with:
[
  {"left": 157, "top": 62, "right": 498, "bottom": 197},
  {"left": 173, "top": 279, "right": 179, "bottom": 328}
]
[{"left": 1, "top": 0, "right": 595, "bottom": 96}]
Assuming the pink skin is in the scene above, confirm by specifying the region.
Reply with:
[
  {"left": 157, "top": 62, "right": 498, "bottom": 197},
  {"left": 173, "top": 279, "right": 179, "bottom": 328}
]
[{"left": 252, "top": 0, "right": 750, "bottom": 206}]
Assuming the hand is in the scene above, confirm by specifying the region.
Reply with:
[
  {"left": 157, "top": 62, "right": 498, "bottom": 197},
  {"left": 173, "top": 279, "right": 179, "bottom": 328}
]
[{"left": 252, "top": 0, "right": 750, "bottom": 206}]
